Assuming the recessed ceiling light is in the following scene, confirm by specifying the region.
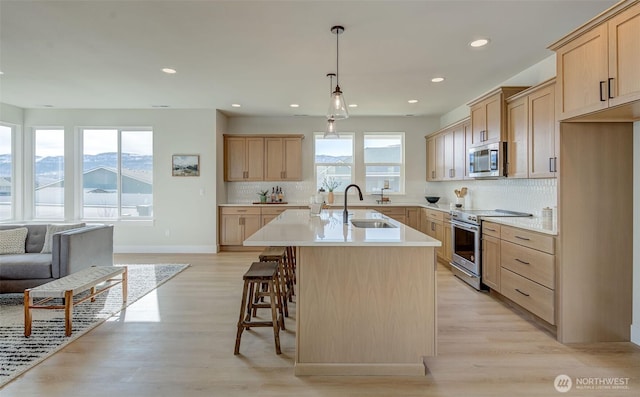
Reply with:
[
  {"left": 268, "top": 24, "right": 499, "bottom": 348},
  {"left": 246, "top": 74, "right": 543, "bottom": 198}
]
[
  {"left": 348, "top": 104, "right": 358, "bottom": 108},
  {"left": 231, "top": 104, "right": 241, "bottom": 108},
  {"left": 408, "top": 99, "right": 419, "bottom": 104},
  {"left": 290, "top": 104, "right": 299, "bottom": 108},
  {"left": 431, "top": 77, "right": 445, "bottom": 83},
  {"left": 162, "top": 68, "right": 177, "bottom": 74},
  {"left": 469, "top": 38, "right": 490, "bottom": 48}
]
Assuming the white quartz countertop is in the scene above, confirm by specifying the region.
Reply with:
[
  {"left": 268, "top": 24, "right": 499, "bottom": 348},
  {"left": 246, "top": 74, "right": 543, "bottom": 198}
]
[
  {"left": 243, "top": 209, "right": 442, "bottom": 247},
  {"left": 219, "top": 202, "right": 453, "bottom": 211}
]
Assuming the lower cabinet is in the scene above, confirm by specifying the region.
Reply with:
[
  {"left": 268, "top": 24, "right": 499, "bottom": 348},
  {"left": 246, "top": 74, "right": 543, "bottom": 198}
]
[
  {"left": 441, "top": 214, "right": 452, "bottom": 264},
  {"left": 482, "top": 221, "right": 501, "bottom": 291},
  {"left": 219, "top": 207, "right": 262, "bottom": 247},
  {"left": 422, "top": 208, "right": 444, "bottom": 260},
  {"left": 481, "top": 222, "right": 556, "bottom": 326},
  {"left": 375, "top": 207, "right": 406, "bottom": 224}
]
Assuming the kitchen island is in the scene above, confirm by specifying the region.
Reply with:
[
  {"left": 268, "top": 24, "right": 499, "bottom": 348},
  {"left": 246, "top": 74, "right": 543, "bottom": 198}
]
[{"left": 244, "top": 209, "right": 441, "bottom": 376}]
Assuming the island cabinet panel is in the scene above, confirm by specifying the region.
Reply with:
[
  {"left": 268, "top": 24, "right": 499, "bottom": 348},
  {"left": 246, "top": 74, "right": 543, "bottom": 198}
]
[
  {"left": 295, "top": 246, "right": 436, "bottom": 376},
  {"left": 551, "top": 1, "right": 640, "bottom": 120}
]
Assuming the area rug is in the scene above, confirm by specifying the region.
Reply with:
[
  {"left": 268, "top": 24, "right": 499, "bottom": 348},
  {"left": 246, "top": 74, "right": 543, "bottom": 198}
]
[{"left": 0, "top": 263, "right": 189, "bottom": 388}]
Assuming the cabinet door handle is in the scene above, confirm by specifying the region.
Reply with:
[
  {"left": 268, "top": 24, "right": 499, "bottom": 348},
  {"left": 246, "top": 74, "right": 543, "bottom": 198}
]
[
  {"left": 515, "top": 235, "right": 530, "bottom": 241},
  {"left": 239, "top": 217, "right": 244, "bottom": 226},
  {"left": 484, "top": 227, "right": 496, "bottom": 232},
  {"left": 431, "top": 170, "right": 435, "bottom": 179},
  {"left": 515, "top": 258, "right": 530, "bottom": 265},
  {"left": 237, "top": 209, "right": 247, "bottom": 213},
  {"left": 515, "top": 288, "right": 530, "bottom": 297},
  {"left": 549, "top": 157, "right": 553, "bottom": 173},
  {"left": 599, "top": 81, "right": 606, "bottom": 102},
  {"left": 608, "top": 77, "right": 614, "bottom": 99}
]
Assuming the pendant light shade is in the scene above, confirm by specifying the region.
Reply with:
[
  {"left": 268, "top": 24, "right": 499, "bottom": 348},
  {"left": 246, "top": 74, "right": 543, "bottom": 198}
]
[
  {"left": 327, "top": 26, "right": 349, "bottom": 120},
  {"left": 324, "top": 73, "right": 339, "bottom": 138}
]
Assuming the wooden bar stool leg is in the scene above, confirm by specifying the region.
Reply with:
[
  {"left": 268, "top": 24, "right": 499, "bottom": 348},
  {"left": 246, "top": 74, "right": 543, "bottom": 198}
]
[
  {"left": 234, "top": 279, "right": 250, "bottom": 355},
  {"left": 278, "top": 260, "right": 289, "bottom": 318},
  {"left": 268, "top": 279, "right": 282, "bottom": 355}
]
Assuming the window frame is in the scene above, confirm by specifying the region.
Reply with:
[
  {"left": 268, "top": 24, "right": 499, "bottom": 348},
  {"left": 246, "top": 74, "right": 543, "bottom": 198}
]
[
  {"left": 32, "top": 127, "right": 66, "bottom": 220},
  {"left": 313, "top": 132, "right": 355, "bottom": 193},
  {"left": 0, "top": 122, "right": 17, "bottom": 221},
  {"left": 78, "top": 126, "right": 154, "bottom": 221},
  {"left": 363, "top": 132, "right": 405, "bottom": 195}
]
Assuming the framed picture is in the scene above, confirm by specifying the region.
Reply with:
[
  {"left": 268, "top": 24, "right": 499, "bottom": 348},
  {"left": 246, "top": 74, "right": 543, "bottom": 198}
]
[{"left": 172, "top": 154, "right": 200, "bottom": 177}]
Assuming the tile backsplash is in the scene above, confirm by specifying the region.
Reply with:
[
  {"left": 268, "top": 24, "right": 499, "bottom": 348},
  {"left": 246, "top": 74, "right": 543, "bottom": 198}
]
[{"left": 225, "top": 178, "right": 557, "bottom": 216}]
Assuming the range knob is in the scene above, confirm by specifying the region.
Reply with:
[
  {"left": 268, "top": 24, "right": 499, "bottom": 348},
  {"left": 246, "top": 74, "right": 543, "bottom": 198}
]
[{"left": 469, "top": 215, "right": 477, "bottom": 222}]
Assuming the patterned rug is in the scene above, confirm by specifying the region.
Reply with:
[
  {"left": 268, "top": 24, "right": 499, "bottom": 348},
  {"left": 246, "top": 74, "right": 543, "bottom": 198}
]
[{"left": 0, "top": 263, "right": 190, "bottom": 388}]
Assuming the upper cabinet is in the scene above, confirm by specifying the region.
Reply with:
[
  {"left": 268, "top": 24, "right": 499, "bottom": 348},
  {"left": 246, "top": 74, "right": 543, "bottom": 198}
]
[
  {"left": 264, "top": 136, "right": 303, "bottom": 181},
  {"left": 550, "top": 0, "right": 640, "bottom": 121},
  {"left": 506, "top": 79, "right": 558, "bottom": 179},
  {"left": 224, "top": 136, "right": 264, "bottom": 181},
  {"left": 425, "top": 118, "right": 469, "bottom": 182},
  {"left": 468, "top": 87, "right": 529, "bottom": 147},
  {"left": 224, "top": 134, "right": 304, "bottom": 182}
]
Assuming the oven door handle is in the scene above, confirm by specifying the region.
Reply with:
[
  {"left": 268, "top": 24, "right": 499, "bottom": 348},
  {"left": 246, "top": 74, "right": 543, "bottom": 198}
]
[{"left": 451, "top": 220, "right": 479, "bottom": 233}]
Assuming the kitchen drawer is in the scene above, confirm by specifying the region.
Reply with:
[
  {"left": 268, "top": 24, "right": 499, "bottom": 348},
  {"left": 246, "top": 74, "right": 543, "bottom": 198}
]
[
  {"left": 501, "top": 240, "right": 555, "bottom": 289},
  {"left": 482, "top": 221, "right": 501, "bottom": 238},
  {"left": 261, "top": 207, "right": 289, "bottom": 216},
  {"left": 500, "top": 225, "right": 554, "bottom": 254},
  {"left": 443, "top": 212, "right": 451, "bottom": 222},
  {"left": 375, "top": 207, "right": 406, "bottom": 216},
  {"left": 425, "top": 208, "right": 444, "bottom": 222},
  {"left": 220, "top": 207, "right": 261, "bottom": 216},
  {"left": 501, "top": 268, "right": 555, "bottom": 325}
]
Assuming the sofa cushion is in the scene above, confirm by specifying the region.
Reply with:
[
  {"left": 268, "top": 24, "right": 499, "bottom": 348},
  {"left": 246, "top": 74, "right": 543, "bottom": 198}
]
[
  {"left": 0, "top": 253, "right": 53, "bottom": 279},
  {"left": 40, "top": 223, "right": 85, "bottom": 253},
  {"left": 0, "top": 227, "right": 28, "bottom": 255}
]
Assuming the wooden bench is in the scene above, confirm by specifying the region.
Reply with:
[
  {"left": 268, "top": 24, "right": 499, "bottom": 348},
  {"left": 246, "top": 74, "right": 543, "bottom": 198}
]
[{"left": 24, "top": 266, "right": 127, "bottom": 337}]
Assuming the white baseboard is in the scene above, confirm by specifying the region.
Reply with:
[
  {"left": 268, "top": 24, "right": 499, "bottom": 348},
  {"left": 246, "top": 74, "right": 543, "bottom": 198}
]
[
  {"left": 114, "top": 245, "right": 217, "bottom": 254},
  {"left": 631, "top": 323, "right": 640, "bottom": 347}
]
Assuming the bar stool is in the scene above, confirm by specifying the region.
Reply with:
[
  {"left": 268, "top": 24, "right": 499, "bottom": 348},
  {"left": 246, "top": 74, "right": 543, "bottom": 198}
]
[
  {"left": 259, "top": 246, "right": 293, "bottom": 315},
  {"left": 234, "top": 261, "right": 282, "bottom": 355}
]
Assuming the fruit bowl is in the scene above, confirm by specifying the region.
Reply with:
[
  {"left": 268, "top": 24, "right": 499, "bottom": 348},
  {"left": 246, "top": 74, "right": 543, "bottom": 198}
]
[{"left": 425, "top": 196, "right": 440, "bottom": 204}]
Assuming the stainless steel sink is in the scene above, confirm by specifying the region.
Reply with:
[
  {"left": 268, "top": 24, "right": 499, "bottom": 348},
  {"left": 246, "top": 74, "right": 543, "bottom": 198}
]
[{"left": 350, "top": 219, "right": 397, "bottom": 229}]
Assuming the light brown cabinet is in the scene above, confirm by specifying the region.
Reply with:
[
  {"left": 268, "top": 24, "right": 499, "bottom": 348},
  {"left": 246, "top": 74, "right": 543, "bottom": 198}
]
[
  {"left": 441, "top": 213, "right": 452, "bottom": 264},
  {"left": 376, "top": 207, "right": 406, "bottom": 224},
  {"left": 425, "top": 118, "right": 469, "bottom": 181},
  {"left": 481, "top": 222, "right": 502, "bottom": 291},
  {"left": 264, "top": 136, "right": 303, "bottom": 181},
  {"left": 405, "top": 207, "right": 420, "bottom": 230},
  {"left": 422, "top": 208, "right": 444, "bottom": 260},
  {"left": 224, "top": 136, "right": 264, "bottom": 181},
  {"left": 468, "top": 87, "right": 528, "bottom": 147},
  {"left": 224, "top": 134, "right": 304, "bottom": 182},
  {"left": 506, "top": 80, "right": 558, "bottom": 178},
  {"left": 219, "top": 207, "right": 262, "bottom": 246},
  {"left": 499, "top": 224, "right": 555, "bottom": 325},
  {"left": 551, "top": 1, "right": 640, "bottom": 120}
]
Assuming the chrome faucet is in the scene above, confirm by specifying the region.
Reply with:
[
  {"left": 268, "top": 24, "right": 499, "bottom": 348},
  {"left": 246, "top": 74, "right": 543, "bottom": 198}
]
[{"left": 343, "top": 184, "right": 364, "bottom": 223}]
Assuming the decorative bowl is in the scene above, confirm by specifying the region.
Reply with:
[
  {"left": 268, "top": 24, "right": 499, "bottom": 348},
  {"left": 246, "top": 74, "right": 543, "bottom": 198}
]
[{"left": 425, "top": 196, "right": 440, "bottom": 204}]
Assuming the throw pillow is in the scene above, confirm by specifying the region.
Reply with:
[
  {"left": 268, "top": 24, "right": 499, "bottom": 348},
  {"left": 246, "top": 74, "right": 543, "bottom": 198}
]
[
  {"left": 0, "top": 227, "right": 28, "bottom": 255},
  {"left": 40, "top": 223, "right": 86, "bottom": 254}
]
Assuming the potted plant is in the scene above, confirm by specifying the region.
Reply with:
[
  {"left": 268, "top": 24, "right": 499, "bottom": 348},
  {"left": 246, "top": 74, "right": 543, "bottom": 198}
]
[
  {"left": 257, "top": 189, "right": 269, "bottom": 203},
  {"left": 322, "top": 177, "right": 340, "bottom": 204}
]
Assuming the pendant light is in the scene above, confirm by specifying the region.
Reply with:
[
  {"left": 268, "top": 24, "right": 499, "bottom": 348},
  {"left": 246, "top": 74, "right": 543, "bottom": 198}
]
[
  {"left": 327, "top": 25, "right": 348, "bottom": 120},
  {"left": 324, "top": 73, "right": 339, "bottom": 138}
]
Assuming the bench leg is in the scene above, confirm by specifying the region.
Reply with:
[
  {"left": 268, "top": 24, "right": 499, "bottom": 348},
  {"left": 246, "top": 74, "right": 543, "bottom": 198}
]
[
  {"left": 24, "top": 290, "right": 32, "bottom": 337},
  {"left": 64, "top": 290, "right": 73, "bottom": 337}
]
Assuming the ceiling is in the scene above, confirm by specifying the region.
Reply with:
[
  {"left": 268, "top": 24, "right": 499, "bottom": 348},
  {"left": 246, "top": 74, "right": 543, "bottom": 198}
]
[{"left": 0, "top": 0, "right": 617, "bottom": 118}]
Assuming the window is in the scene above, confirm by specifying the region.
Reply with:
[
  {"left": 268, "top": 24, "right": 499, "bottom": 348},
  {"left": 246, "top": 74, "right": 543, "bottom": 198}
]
[
  {"left": 364, "top": 133, "right": 404, "bottom": 194},
  {"left": 81, "top": 128, "right": 153, "bottom": 219},
  {"left": 34, "top": 128, "right": 65, "bottom": 219},
  {"left": 0, "top": 124, "right": 13, "bottom": 220},
  {"left": 314, "top": 133, "right": 353, "bottom": 193}
]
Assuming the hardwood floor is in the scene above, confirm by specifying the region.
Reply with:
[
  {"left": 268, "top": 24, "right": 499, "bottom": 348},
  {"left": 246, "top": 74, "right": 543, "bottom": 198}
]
[{"left": 2, "top": 252, "right": 639, "bottom": 396}]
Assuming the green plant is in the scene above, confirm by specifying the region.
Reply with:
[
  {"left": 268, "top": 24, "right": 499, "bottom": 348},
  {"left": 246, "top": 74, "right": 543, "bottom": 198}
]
[
  {"left": 322, "top": 176, "right": 340, "bottom": 192},
  {"left": 257, "top": 189, "right": 269, "bottom": 197}
]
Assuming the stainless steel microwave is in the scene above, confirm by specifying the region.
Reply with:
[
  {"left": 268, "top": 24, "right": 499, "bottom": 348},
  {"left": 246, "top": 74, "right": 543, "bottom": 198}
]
[{"left": 468, "top": 142, "right": 507, "bottom": 178}]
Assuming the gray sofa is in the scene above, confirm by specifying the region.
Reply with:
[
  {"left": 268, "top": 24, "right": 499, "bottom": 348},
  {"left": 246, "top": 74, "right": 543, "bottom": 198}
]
[{"left": 0, "top": 224, "right": 114, "bottom": 293}]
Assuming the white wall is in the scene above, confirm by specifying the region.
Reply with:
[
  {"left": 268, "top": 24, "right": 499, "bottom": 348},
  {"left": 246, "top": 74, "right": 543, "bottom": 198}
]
[
  {"left": 0, "top": 103, "right": 24, "bottom": 125},
  {"left": 221, "top": 116, "right": 440, "bottom": 205},
  {"left": 21, "top": 108, "right": 218, "bottom": 253},
  {"left": 633, "top": 121, "right": 640, "bottom": 345}
]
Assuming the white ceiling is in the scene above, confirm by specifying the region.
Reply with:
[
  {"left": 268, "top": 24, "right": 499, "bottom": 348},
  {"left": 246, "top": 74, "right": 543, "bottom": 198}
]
[{"left": 0, "top": 0, "right": 617, "bottom": 118}]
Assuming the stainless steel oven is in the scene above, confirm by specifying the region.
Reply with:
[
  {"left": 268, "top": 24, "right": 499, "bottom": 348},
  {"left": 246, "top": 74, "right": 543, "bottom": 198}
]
[
  {"left": 450, "top": 219, "right": 482, "bottom": 290},
  {"left": 449, "top": 209, "right": 532, "bottom": 290}
]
